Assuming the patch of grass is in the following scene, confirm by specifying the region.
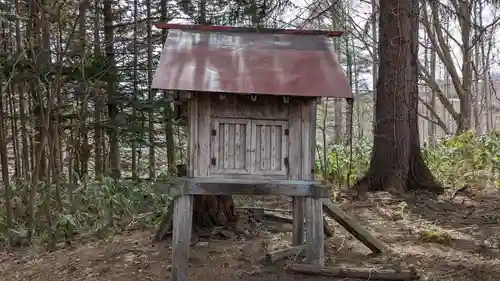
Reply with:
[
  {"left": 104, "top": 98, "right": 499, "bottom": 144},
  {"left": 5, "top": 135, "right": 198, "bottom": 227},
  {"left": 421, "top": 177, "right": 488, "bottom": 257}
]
[{"left": 419, "top": 229, "right": 453, "bottom": 246}]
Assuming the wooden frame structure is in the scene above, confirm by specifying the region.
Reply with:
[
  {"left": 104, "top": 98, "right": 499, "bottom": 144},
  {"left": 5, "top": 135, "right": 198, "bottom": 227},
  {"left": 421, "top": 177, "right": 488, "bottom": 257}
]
[{"left": 152, "top": 24, "right": 356, "bottom": 281}]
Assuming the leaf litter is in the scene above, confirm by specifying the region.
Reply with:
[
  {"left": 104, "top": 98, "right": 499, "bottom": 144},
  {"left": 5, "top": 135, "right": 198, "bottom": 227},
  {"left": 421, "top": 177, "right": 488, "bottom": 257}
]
[{"left": 1, "top": 190, "right": 499, "bottom": 281}]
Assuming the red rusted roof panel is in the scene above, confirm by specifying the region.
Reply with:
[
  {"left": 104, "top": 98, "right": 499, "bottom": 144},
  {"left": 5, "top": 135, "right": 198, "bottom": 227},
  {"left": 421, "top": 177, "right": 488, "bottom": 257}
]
[{"left": 152, "top": 27, "right": 354, "bottom": 98}]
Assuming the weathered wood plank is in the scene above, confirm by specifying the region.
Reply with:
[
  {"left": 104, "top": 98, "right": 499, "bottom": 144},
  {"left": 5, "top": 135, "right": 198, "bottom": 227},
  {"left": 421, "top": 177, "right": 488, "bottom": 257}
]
[
  {"left": 271, "top": 125, "right": 277, "bottom": 171},
  {"left": 187, "top": 93, "right": 198, "bottom": 177},
  {"left": 197, "top": 94, "right": 211, "bottom": 177},
  {"left": 210, "top": 118, "right": 252, "bottom": 175},
  {"left": 235, "top": 124, "right": 241, "bottom": 169},
  {"left": 305, "top": 197, "right": 325, "bottom": 266},
  {"left": 210, "top": 93, "right": 289, "bottom": 120},
  {"left": 250, "top": 119, "right": 288, "bottom": 176},
  {"left": 321, "top": 199, "right": 385, "bottom": 253},
  {"left": 289, "top": 100, "right": 305, "bottom": 245},
  {"left": 177, "top": 182, "right": 329, "bottom": 197},
  {"left": 267, "top": 245, "right": 306, "bottom": 263},
  {"left": 288, "top": 264, "right": 420, "bottom": 281},
  {"left": 292, "top": 197, "right": 305, "bottom": 245},
  {"left": 171, "top": 195, "right": 194, "bottom": 281}
]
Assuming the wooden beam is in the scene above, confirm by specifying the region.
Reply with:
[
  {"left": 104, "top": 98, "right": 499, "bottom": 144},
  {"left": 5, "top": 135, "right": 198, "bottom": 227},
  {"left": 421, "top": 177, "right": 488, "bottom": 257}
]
[
  {"left": 321, "top": 199, "right": 385, "bottom": 253},
  {"left": 292, "top": 197, "right": 305, "bottom": 245},
  {"left": 267, "top": 245, "right": 306, "bottom": 263},
  {"left": 171, "top": 195, "right": 194, "bottom": 281},
  {"left": 288, "top": 264, "right": 420, "bottom": 281},
  {"left": 162, "top": 178, "right": 329, "bottom": 197},
  {"left": 305, "top": 197, "right": 325, "bottom": 266}
]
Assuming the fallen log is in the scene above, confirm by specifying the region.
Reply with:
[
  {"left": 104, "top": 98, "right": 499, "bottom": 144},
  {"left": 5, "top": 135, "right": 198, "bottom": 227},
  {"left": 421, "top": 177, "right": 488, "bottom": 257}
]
[
  {"left": 288, "top": 263, "right": 420, "bottom": 281},
  {"left": 266, "top": 245, "right": 306, "bottom": 263}
]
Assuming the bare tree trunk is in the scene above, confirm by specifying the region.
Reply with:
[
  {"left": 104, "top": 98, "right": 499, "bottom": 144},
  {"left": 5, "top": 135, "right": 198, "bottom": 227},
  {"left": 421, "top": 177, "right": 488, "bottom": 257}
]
[
  {"left": 146, "top": 0, "right": 155, "bottom": 180},
  {"left": 8, "top": 88, "right": 20, "bottom": 177},
  {"left": 428, "top": 26, "right": 437, "bottom": 147},
  {"left": 94, "top": 0, "right": 103, "bottom": 180},
  {"left": 78, "top": 0, "right": 90, "bottom": 181},
  {"left": 356, "top": 0, "right": 442, "bottom": 194},
  {"left": 104, "top": 0, "right": 120, "bottom": 179},
  {"left": 371, "top": 0, "right": 378, "bottom": 124},
  {"left": 160, "top": 0, "right": 176, "bottom": 174},
  {"left": 131, "top": 0, "right": 139, "bottom": 180},
  {"left": 0, "top": 83, "right": 13, "bottom": 246}
]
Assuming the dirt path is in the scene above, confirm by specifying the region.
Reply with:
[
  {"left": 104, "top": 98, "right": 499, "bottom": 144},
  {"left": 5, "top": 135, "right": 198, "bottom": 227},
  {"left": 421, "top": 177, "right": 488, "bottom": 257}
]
[{"left": 1, "top": 191, "right": 499, "bottom": 281}]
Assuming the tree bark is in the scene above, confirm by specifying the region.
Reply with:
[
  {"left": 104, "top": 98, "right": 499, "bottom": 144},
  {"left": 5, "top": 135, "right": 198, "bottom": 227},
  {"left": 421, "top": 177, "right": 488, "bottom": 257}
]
[
  {"left": 192, "top": 195, "right": 236, "bottom": 227},
  {"left": 356, "top": 0, "right": 443, "bottom": 194},
  {"left": 154, "top": 165, "right": 236, "bottom": 242}
]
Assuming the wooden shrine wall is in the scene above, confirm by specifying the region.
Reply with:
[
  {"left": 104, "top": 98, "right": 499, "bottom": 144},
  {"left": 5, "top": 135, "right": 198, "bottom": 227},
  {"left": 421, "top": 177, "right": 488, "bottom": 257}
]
[{"left": 186, "top": 92, "right": 316, "bottom": 181}]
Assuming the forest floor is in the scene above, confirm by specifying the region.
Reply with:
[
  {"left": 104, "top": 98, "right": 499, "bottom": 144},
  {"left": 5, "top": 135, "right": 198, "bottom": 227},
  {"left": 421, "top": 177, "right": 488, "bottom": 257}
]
[{"left": 1, "top": 187, "right": 500, "bottom": 281}]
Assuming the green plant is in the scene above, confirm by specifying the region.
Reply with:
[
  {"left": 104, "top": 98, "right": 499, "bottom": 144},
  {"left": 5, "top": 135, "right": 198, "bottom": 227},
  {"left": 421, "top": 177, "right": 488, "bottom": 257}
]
[
  {"left": 0, "top": 177, "right": 172, "bottom": 247},
  {"left": 318, "top": 132, "right": 500, "bottom": 190}
]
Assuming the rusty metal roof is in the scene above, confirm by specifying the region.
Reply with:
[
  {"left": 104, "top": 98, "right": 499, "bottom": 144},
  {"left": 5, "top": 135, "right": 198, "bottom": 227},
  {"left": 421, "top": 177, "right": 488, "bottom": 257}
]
[{"left": 151, "top": 24, "right": 354, "bottom": 99}]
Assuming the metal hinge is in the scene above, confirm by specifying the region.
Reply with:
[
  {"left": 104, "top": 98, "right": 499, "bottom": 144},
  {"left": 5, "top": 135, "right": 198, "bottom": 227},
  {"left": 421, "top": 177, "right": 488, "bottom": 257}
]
[
  {"left": 211, "top": 157, "right": 217, "bottom": 166},
  {"left": 284, "top": 157, "right": 289, "bottom": 167},
  {"left": 211, "top": 129, "right": 217, "bottom": 136},
  {"left": 284, "top": 129, "right": 289, "bottom": 136}
]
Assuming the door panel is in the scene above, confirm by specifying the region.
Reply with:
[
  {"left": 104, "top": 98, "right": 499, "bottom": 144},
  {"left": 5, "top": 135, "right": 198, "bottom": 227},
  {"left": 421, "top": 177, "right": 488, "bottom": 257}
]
[
  {"left": 250, "top": 120, "right": 288, "bottom": 176},
  {"left": 210, "top": 118, "right": 252, "bottom": 174}
]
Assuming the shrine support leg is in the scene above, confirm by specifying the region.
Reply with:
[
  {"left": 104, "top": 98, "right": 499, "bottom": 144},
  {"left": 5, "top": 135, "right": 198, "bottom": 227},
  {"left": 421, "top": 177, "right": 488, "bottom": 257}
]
[
  {"left": 305, "top": 197, "right": 325, "bottom": 266},
  {"left": 171, "top": 195, "right": 194, "bottom": 281},
  {"left": 292, "top": 197, "right": 305, "bottom": 245}
]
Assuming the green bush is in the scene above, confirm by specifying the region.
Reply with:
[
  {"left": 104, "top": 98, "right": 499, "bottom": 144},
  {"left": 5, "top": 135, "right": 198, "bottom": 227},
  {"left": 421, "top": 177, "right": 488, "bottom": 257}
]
[
  {"left": 318, "top": 132, "right": 500, "bottom": 189},
  {"left": 0, "top": 178, "right": 172, "bottom": 247}
]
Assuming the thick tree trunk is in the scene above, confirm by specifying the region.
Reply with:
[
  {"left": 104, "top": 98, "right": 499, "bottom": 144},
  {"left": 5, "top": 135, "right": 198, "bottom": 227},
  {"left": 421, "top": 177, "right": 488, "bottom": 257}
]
[
  {"left": 356, "top": 0, "right": 443, "bottom": 194},
  {"left": 153, "top": 165, "right": 237, "bottom": 242},
  {"left": 192, "top": 195, "right": 236, "bottom": 227}
]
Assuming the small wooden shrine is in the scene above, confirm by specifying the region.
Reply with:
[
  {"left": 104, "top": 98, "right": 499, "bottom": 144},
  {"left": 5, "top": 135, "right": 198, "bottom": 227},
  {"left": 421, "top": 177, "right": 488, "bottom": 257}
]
[{"left": 152, "top": 24, "right": 355, "bottom": 281}]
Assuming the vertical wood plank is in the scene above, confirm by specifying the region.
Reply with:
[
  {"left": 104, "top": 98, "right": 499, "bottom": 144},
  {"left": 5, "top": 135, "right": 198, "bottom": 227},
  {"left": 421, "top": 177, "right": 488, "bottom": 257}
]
[
  {"left": 250, "top": 121, "right": 257, "bottom": 173},
  {"left": 171, "top": 194, "right": 194, "bottom": 281},
  {"left": 292, "top": 197, "right": 305, "bottom": 245},
  {"left": 187, "top": 93, "right": 198, "bottom": 178},
  {"left": 218, "top": 123, "right": 223, "bottom": 170},
  {"left": 302, "top": 99, "right": 323, "bottom": 262},
  {"left": 197, "top": 94, "right": 211, "bottom": 177},
  {"left": 228, "top": 124, "right": 235, "bottom": 169},
  {"left": 223, "top": 123, "right": 229, "bottom": 169},
  {"left": 301, "top": 100, "right": 313, "bottom": 180},
  {"left": 235, "top": 124, "right": 241, "bottom": 169},
  {"left": 245, "top": 120, "right": 252, "bottom": 173},
  {"left": 305, "top": 197, "right": 325, "bottom": 266},
  {"left": 309, "top": 99, "right": 317, "bottom": 178},
  {"left": 260, "top": 125, "right": 266, "bottom": 170},
  {"left": 210, "top": 120, "right": 220, "bottom": 173},
  {"left": 289, "top": 99, "right": 304, "bottom": 245},
  {"left": 271, "top": 125, "right": 277, "bottom": 171},
  {"left": 265, "top": 125, "right": 271, "bottom": 170}
]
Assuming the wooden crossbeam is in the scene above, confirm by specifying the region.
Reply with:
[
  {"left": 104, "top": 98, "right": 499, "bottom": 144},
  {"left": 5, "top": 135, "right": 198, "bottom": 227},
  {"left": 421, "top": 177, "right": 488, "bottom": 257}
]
[{"left": 159, "top": 178, "right": 330, "bottom": 198}]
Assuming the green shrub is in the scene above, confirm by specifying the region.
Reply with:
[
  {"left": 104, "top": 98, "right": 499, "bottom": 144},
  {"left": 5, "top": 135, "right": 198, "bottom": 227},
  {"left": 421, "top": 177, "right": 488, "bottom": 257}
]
[{"left": 317, "top": 132, "right": 500, "bottom": 189}]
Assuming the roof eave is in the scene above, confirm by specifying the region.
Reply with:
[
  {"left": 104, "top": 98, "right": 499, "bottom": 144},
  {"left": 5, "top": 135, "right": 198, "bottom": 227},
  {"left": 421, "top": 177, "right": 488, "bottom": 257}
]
[{"left": 155, "top": 23, "right": 345, "bottom": 37}]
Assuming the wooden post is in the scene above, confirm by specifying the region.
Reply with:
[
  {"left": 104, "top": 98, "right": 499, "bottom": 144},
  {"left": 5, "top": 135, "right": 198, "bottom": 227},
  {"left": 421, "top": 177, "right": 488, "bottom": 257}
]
[
  {"left": 171, "top": 195, "right": 194, "bottom": 281},
  {"left": 305, "top": 197, "right": 324, "bottom": 266},
  {"left": 292, "top": 197, "right": 305, "bottom": 245}
]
